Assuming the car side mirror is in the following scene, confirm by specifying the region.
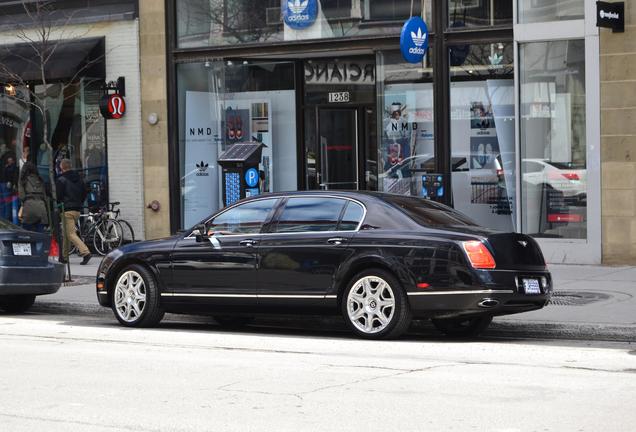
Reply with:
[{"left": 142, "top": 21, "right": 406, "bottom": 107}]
[{"left": 192, "top": 224, "right": 208, "bottom": 242}]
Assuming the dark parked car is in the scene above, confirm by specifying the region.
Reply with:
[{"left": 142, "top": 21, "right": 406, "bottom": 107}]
[
  {"left": 0, "top": 219, "right": 64, "bottom": 313},
  {"left": 96, "top": 191, "right": 552, "bottom": 339}
]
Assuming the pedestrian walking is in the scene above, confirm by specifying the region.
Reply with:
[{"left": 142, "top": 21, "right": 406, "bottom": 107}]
[
  {"left": 18, "top": 161, "right": 48, "bottom": 233},
  {"left": 56, "top": 159, "right": 91, "bottom": 265}
]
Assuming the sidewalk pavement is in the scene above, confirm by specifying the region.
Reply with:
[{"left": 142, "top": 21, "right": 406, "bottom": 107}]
[{"left": 40, "top": 257, "right": 636, "bottom": 330}]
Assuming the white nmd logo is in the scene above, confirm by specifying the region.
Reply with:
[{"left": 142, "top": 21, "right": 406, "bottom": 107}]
[
  {"left": 288, "top": 0, "right": 308, "bottom": 14},
  {"left": 411, "top": 28, "right": 427, "bottom": 47},
  {"left": 408, "top": 27, "right": 427, "bottom": 55}
]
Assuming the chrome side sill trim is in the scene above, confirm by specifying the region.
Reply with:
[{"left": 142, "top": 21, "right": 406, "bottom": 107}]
[{"left": 407, "top": 290, "right": 514, "bottom": 296}]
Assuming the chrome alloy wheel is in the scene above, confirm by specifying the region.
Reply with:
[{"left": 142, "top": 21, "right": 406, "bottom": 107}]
[
  {"left": 346, "top": 276, "right": 395, "bottom": 334},
  {"left": 114, "top": 270, "right": 147, "bottom": 323}
]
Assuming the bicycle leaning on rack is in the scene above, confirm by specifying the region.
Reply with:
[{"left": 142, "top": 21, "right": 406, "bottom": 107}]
[{"left": 69, "top": 202, "right": 136, "bottom": 256}]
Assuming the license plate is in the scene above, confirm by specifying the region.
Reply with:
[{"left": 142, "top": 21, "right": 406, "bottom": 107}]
[
  {"left": 521, "top": 278, "right": 541, "bottom": 295},
  {"left": 12, "top": 243, "right": 32, "bottom": 256}
]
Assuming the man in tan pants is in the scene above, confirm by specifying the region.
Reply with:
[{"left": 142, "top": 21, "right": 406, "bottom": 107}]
[{"left": 56, "top": 159, "right": 91, "bottom": 265}]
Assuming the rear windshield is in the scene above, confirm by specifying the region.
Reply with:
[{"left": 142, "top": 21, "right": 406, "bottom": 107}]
[
  {"left": 384, "top": 196, "right": 478, "bottom": 228},
  {"left": 0, "top": 218, "right": 20, "bottom": 231}
]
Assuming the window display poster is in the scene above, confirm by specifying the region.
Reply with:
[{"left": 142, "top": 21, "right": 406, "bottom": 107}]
[
  {"left": 380, "top": 84, "right": 435, "bottom": 195},
  {"left": 184, "top": 91, "right": 221, "bottom": 228}
]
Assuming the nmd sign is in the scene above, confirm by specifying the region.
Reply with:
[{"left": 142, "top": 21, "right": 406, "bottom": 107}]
[
  {"left": 400, "top": 16, "right": 429, "bottom": 64},
  {"left": 100, "top": 94, "right": 126, "bottom": 120},
  {"left": 283, "top": 0, "right": 318, "bottom": 29}
]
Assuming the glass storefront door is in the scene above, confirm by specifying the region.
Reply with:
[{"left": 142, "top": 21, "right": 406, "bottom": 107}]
[
  {"left": 317, "top": 108, "right": 358, "bottom": 190},
  {"left": 449, "top": 42, "right": 516, "bottom": 232}
]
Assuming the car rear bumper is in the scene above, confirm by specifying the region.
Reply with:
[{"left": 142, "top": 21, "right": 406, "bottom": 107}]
[
  {"left": 407, "top": 269, "right": 552, "bottom": 319},
  {"left": 0, "top": 263, "right": 65, "bottom": 296}
]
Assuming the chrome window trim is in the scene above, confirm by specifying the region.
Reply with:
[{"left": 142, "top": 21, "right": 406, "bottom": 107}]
[{"left": 184, "top": 194, "right": 368, "bottom": 239}]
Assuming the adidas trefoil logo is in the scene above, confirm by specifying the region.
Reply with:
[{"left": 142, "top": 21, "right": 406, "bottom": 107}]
[
  {"left": 196, "top": 161, "right": 209, "bottom": 176},
  {"left": 288, "top": 0, "right": 308, "bottom": 14},
  {"left": 410, "top": 28, "right": 427, "bottom": 47}
]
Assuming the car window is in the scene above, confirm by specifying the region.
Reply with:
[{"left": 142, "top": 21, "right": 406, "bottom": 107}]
[
  {"left": 0, "top": 218, "right": 20, "bottom": 230},
  {"left": 338, "top": 201, "right": 364, "bottom": 231},
  {"left": 522, "top": 161, "right": 544, "bottom": 173},
  {"left": 207, "top": 198, "right": 278, "bottom": 235},
  {"left": 385, "top": 196, "right": 478, "bottom": 228},
  {"left": 274, "top": 197, "right": 347, "bottom": 233}
]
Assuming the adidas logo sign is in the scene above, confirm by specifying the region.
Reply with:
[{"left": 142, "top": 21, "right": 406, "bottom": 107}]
[
  {"left": 411, "top": 28, "right": 427, "bottom": 47},
  {"left": 408, "top": 27, "right": 427, "bottom": 55},
  {"left": 288, "top": 0, "right": 308, "bottom": 14},
  {"left": 196, "top": 161, "right": 209, "bottom": 176}
]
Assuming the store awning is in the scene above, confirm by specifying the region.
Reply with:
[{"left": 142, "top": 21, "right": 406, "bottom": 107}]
[{"left": 0, "top": 37, "right": 105, "bottom": 83}]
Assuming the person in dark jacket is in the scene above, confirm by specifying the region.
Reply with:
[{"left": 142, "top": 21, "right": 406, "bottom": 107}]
[
  {"left": 18, "top": 162, "right": 49, "bottom": 232},
  {"left": 56, "top": 159, "right": 91, "bottom": 265}
]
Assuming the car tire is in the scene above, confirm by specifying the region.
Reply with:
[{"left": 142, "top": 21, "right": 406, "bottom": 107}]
[
  {"left": 213, "top": 316, "right": 254, "bottom": 328},
  {"left": 0, "top": 295, "right": 36, "bottom": 313},
  {"left": 431, "top": 315, "right": 493, "bottom": 338},
  {"left": 341, "top": 269, "right": 411, "bottom": 340},
  {"left": 111, "top": 264, "right": 164, "bottom": 327}
]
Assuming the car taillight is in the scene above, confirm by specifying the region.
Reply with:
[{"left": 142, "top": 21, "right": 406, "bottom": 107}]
[
  {"left": 49, "top": 236, "right": 59, "bottom": 261},
  {"left": 561, "top": 172, "right": 579, "bottom": 181},
  {"left": 462, "top": 241, "right": 496, "bottom": 269}
]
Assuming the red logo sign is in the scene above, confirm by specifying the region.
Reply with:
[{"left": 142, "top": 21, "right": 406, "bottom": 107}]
[{"left": 100, "top": 94, "right": 126, "bottom": 119}]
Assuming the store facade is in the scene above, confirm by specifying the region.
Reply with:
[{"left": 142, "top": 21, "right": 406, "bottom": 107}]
[
  {"left": 167, "top": 0, "right": 601, "bottom": 264},
  {"left": 0, "top": 0, "right": 146, "bottom": 239}
]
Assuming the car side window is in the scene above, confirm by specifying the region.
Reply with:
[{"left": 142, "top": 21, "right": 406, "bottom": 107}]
[
  {"left": 207, "top": 199, "right": 278, "bottom": 235},
  {"left": 338, "top": 201, "right": 364, "bottom": 231},
  {"left": 274, "top": 197, "right": 346, "bottom": 233}
]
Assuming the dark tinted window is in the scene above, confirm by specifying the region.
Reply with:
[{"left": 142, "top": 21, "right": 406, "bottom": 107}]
[
  {"left": 338, "top": 202, "right": 364, "bottom": 231},
  {"left": 208, "top": 199, "right": 277, "bottom": 234},
  {"left": 0, "top": 218, "right": 20, "bottom": 230},
  {"left": 275, "top": 198, "right": 346, "bottom": 233},
  {"left": 385, "top": 196, "right": 477, "bottom": 228}
]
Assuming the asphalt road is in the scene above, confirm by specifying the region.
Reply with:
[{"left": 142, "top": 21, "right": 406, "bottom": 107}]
[{"left": 1, "top": 310, "right": 635, "bottom": 432}]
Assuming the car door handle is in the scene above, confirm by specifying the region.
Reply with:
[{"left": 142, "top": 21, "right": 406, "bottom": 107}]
[
  {"left": 239, "top": 239, "right": 259, "bottom": 247},
  {"left": 327, "top": 237, "right": 346, "bottom": 245}
]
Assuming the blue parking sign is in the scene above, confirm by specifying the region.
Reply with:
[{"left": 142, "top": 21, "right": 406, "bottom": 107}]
[{"left": 245, "top": 168, "right": 259, "bottom": 188}]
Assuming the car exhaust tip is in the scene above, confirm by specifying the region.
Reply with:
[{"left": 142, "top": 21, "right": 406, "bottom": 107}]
[{"left": 478, "top": 298, "right": 499, "bottom": 308}]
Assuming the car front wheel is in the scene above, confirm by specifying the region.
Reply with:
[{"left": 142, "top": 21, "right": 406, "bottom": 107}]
[
  {"left": 431, "top": 315, "right": 493, "bottom": 338},
  {"left": 342, "top": 269, "right": 411, "bottom": 340},
  {"left": 112, "top": 264, "right": 164, "bottom": 327},
  {"left": 0, "top": 295, "right": 35, "bottom": 313}
]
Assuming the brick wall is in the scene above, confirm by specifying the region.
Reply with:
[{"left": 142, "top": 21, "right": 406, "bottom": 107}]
[{"left": 601, "top": 0, "right": 636, "bottom": 263}]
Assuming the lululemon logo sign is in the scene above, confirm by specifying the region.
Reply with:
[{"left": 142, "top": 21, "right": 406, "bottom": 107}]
[
  {"left": 400, "top": 16, "right": 429, "bottom": 64},
  {"left": 100, "top": 94, "right": 127, "bottom": 120},
  {"left": 283, "top": 0, "right": 317, "bottom": 30}
]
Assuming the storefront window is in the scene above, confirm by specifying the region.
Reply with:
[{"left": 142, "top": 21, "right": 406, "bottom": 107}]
[
  {"left": 177, "top": 0, "right": 432, "bottom": 48},
  {"left": 518, "top": 0, "right": 584, "bottom": 24},
  {"left": 0, "top": 87, "right": 29, "bottom": 222},
  {"left": 177, "top": 60, "right": 297, "bottom": 228},
  {"left": 376, "top": 50, "right": 434, "bottom": 197},
  {"left": 448, "top": 0, "right": 512, "bottom": 29},
  {"left": 520, "top": 40, "right": 586, "bottom": 239},
  {"left": 449, "top": 42, "right": 516, "bottom": 232}
]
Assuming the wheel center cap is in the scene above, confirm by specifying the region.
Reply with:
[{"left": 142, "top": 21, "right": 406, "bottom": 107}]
[{"left": 368, "top": 300, "right": 377, "bottom": 309}]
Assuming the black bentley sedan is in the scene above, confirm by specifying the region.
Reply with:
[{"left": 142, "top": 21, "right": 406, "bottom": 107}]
[{"left": 96, "top": 191, "right": 552, "bottom": 339}]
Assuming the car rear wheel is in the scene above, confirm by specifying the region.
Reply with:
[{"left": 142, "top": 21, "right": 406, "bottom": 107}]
[
  {"left": 0, "top": 295, "right": 35, "bottom": 313},
  {"left": 112, "top": 264, "right": 164, "bottom": 327},
  {"left": 342, "top": 269, "right": 411, "bottom": 340},
  {"left": 431, "top": 315, "right": 493, "bottom": 338}
]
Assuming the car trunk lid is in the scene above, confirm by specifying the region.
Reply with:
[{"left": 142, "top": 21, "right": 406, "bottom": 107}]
[
  {"left": 485, "top": 233, "right": 546, "bottom": 270},
  {"left": 0, "top": 230, "right": 50, "bottom": 266}
]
